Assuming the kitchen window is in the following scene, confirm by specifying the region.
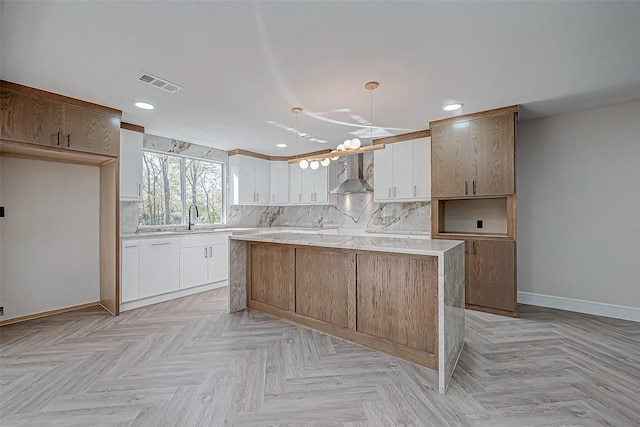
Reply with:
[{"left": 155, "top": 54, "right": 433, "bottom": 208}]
[{"left": 139, "top": 151, "right": 224, "bottom": 226}]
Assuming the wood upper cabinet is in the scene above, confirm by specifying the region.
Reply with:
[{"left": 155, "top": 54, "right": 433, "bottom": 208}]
[
  {"left": 466, "top": 239, "right": 516, "bottom": 313},
  {"left": 1, "top": 86, "right": 120, "bottom": 156},
  {"left": 431, "top": 114, "right": 515, "bottom": 197},
  {"left": 63, "top": 105, "right": 120, "bottom": 156},
  {"left": 1, "top": 88, "right": 63, "bottom": 146},
  {"left": 249, "top": 243, "right": 295, "bottom": 311},
  {"left": 356, "top": 252, "right": 438, "bottom": 353},
  {"left": 469, "top": 115, "right": 515, "bottom": 196},
  {"left": 295, "top": 247, "right": 355, "bottom": 329},
  {"left": 431, "top": 121, "right": 469, "bottom": 197}
]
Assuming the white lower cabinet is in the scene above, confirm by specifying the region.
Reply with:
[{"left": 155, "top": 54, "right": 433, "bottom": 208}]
[
  {"left": 122, "top": 233, "right": 230, "bottom": 307},
  {"left": 209, "top": 243, "right": 229, "bottom": 283},
  {"left": 179, "top": 234, "right": 230, "bottom": 290},
  {"left": 121, "top": 240, "right": 139, "bottom": 303},
  {"left": 138, "top": 237, "right": 180, "bottom": 299}
]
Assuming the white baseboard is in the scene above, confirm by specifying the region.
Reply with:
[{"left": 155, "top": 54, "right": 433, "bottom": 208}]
[
  {"left": 518, "top": 291, "right": 640, "bottom": 322},
  {"left": 120, "top": 281, "right": 228, "bottom": 312}
]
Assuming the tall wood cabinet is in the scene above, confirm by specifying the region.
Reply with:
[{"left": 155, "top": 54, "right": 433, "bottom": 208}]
[
  {"left": 0, "top": 80, "right": 122, "bottom": 320},
  {"left": 430, "top": 105, "right": 518, "bottom": 316}
]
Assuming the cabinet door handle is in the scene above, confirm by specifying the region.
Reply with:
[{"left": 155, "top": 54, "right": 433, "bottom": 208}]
[
  {"left": 414, "top": 185, "right": 416, "bottom": 197},
  {"left": 67, "top": 134, "right": 70, "bottom": 147},
  {"left": 299, "top": 193, "right": 301, "bottom": 202},
  {"left": 272, "top": 194, "right": 275, "bottom": 203},
  {"left": 393, "top": 187, "right": 397, "bottom": 197},
  {"left": 472, "top": 180, "right": 476, "bottom": 195},
  {"left": 464, "top": 181, "right": 468, "bottom": 195},
  {"left": 57, "top": 132, "right": 60, "bottom": 146},
  {"left": 472, "top": 241, "right": 477, "bottom": 255},
  {"left": 388, "top": 187, "right": 391, "bottom": 197},
  {"left": 124, "top": 245, "right": 137, "bottom": 248},
  {"left": 209, "top": 246, "right": 212, "bottom": 257},
  {"left": 137, "top": 183, "right": 141, "bottom": 196},
  {"left": 151, "top": 242, "right": 171, "bottom": 246},
  {"left": 204, "top": 247, "right": 208, "bottom": 258},
  {"left": 257, "top": 193, "right": 259, "bottom": 202}
]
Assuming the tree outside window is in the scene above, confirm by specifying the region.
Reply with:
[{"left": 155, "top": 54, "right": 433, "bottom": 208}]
[{"left": 139, "top": 151, "right": 223, "bottom": 226}]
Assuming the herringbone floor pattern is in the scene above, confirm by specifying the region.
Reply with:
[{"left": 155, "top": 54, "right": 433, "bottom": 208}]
[{"left": 1, "top": 287, "right": 638, "bottom": 426}]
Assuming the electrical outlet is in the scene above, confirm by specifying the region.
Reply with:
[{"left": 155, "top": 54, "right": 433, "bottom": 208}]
[{"left": 476, "top": 220, "right": 484, "bottom": 229}]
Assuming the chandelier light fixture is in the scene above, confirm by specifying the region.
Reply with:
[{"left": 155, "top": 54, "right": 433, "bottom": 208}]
[{"left": 290, "top": 81, "right": 385, "bottom": 170}]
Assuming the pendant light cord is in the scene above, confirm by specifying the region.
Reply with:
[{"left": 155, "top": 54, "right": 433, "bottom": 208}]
[{"left": 370, "top": 85, "right": 373, "bottom": 143}]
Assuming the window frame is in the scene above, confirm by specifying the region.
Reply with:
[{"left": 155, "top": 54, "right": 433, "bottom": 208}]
[{"left": 138, "top": 149, "right": 226, "bottom": 229}]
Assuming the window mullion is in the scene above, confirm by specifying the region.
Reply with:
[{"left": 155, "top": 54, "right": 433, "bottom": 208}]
[{"left": 181, "top": 157, "right": 187, "bottom": 225}]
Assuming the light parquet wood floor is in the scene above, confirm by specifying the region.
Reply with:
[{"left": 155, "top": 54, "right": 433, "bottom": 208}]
[{"left": 1, "top": 287, "right": 639, "bottom": 426}]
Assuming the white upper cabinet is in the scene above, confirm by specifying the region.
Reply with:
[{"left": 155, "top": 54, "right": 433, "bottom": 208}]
[
  {"left": 269, "top": 161, "right": 289, "bottom": 205},
  {"left": 289, "top": 164, "right": 303, "bottom": 204},
  {"left": 120, "top": 128, "right": 143, "bottom": 200},
  {"left": 374, "top": 138, "right": 431, "bottom": 202},
  {"left": 254, "top": 157, "right": 270, "bottom": 204},
  {"left": 289, "top": 164, "right": 328, "bottom": 204},
  {"left": 412, "top": 137, "right": 431, "bottom": 199},
  {"left": 229, "top": 154, "right": 271, "bottom": 205}
]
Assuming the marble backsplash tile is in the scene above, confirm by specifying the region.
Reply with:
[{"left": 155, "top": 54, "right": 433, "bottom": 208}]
[
  {"left": 226, "top": 195, "right": 430, "bottom": 232},
  {"left": 124, "top": 197, "right": 430, "bottom": 233},
  {"left": 121, "top": 200, "right": 140, "bottom": 234}
]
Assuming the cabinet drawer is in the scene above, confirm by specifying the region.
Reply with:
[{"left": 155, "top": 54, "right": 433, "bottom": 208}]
[{"left": 179, "top": 233, "right": 229, "bottom": 248}]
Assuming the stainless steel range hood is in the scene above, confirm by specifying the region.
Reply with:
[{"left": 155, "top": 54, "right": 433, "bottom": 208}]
[{"left": 329, "top": 153, "right": 373, "bottom": 194}]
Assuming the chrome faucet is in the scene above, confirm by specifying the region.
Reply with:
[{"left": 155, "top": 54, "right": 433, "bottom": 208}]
[{"left": 188, "top": 204, "right": 198, "bottom": 230}]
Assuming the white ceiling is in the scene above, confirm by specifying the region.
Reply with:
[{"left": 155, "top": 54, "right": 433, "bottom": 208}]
[{"left": 2, "top": 1, "right": 640, "bottom": 157}]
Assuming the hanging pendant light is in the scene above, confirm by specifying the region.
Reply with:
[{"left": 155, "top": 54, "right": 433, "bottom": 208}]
[
  {"left": 326, "top": 81, "right": 379, "bottom": 164},
  {"left": 287, "top": 82, "right": 385, "bottom": 170}
]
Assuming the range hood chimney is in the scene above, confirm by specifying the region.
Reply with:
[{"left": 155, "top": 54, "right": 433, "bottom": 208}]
[{"left": 329, "top": 153, "right": 373, "bottom": 194}]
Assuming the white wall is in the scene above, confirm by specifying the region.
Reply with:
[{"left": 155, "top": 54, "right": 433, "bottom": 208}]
[
  {"left": 517, "top": 99, "right": 640, "bottom": 315},
  {"left": 0, "top": 156, "right": 100, "bottom": 321}
]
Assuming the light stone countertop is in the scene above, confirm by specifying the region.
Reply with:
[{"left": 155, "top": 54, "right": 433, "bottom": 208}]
[
  {"left": 230, "top": 232, "right": 463, "bottom": 256},
  {"left": 121, "top": 226, "right": 434, "bottom": 241}
]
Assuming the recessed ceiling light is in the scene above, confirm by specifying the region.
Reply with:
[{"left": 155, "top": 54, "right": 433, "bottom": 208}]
[
  {"left": 135, "top": 102, "right": 154, "bottom": 110},
  {"left": 276, "top": 143, "right": 287, "bottom": 148},
  {"left": 443, "top": 103, "right": 462, "bottom": 111}
]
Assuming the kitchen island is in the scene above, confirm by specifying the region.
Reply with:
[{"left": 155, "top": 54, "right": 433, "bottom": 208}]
[{"left": 228, "top": 232, "right": 465, "bottom": 393}]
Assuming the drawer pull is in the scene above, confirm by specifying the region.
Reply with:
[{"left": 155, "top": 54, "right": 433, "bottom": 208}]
[{"left": 151, "top": 242, "right": 171, "bottom": 246}]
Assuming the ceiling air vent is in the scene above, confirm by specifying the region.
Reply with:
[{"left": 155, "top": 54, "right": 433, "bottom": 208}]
[{"left": 138, "top": 73, "right": 182, "bottom": 93}]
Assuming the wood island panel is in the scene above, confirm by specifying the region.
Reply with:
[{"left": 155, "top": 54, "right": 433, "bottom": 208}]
[
  {"left": 249, "top": 243, "right": 295, "bottom": 311},
  {"left": 295, "top": 247, "right": 355, "bottom": 329},
  {"left": 356, "top": 252, "right": 438, "bottom": 354}
]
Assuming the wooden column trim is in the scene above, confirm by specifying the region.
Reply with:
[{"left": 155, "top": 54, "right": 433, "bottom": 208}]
[
  {"left": 121, "top": 122, "right": 145, "bottom": 133},
  {"left": 429, "top": 105, "right": 519, "bottom": 128},
  {"left": 373, "top": 129, "right": 431, "bottom": 145}
]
